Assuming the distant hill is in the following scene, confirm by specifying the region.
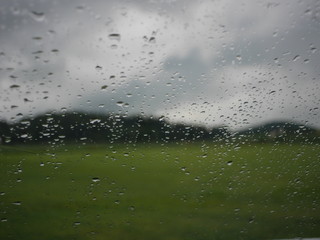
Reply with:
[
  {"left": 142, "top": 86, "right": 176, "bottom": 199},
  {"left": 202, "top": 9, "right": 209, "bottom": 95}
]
[
  {"left": 0, "top": 112, "right": 228, "bottom": 144},
  {"left": 0, "top": 114, "right": 319, "bottom": 145},
  {"left": 235, "top": 121, "right": 320, "bottom": 143}
]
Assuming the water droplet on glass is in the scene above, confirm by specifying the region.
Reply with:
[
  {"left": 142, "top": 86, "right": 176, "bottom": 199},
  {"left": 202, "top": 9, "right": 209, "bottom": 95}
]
[
  {"left": 116, "top": 101, "right": 124, "bottom": 107},
  {"left": 292, "top": 55, "right": 300, "bottom": 61},
  {"left": 310, "top": 47, "right": 317, "bottom": 53},
  {"left": 101, "top": 85, "right": 108, "bottom": 90},
  {"left": 92, "top": 177, "right": 100, "bottom": 183},
  {"left": 12, "top": 201, "right": 22, "bottom": 206},
  {"left": 90, "top": 118, "right": 101, "bottom": 124},
  {"left": 30, "top": 11, "right": 45, "bottom": 22},
  {"left": 227, "top": 161, "right": 233, "bottom": 166},
  {"left": 149, "top": 37, "right": 156, "bottom": 43},
  {"left": 10, "top": 84, "right": 20, "bottom": 89},
  {"left": 159, "top": 116, "right": 165, "bottom": 122},
  {"left": 108, "top": 33, "right": 121, "bottom": 41},
  {"left": 32, "top": 36, "right": 42, "bottom": 40},
  {"left": 20, "top": 134, "right": 28, "bottom": 138}
]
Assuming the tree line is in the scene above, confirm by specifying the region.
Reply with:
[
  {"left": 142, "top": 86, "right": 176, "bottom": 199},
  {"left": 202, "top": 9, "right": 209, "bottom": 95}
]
[{"left": 0, "top": 112, "right": 319, "bottom": 144}]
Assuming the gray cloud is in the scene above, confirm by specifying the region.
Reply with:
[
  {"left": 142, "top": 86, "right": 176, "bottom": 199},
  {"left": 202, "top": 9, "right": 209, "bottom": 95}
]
[{"left": 0, "top": 0, "right": 319, "bottom": 130}]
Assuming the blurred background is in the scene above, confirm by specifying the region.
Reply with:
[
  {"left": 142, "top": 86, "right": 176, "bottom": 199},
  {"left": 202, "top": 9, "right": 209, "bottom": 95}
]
[{"left": 1, "top": 1, "right": 320, "bottom": 240}]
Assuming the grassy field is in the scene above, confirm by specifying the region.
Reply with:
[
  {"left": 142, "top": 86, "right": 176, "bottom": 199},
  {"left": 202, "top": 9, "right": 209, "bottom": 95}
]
[{"left": 0, "top": 142, "right": 320, "bottom": 240}]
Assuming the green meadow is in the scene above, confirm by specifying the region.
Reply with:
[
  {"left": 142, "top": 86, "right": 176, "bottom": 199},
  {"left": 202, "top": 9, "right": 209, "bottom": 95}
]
[{"left": 0, "top": 142, "right": 320, "bottom": 240}]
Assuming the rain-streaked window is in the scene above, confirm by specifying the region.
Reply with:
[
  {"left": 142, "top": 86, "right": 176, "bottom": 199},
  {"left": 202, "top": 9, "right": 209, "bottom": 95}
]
[{"left": 1, "top": 1, "right": 320, "bottom": 239}]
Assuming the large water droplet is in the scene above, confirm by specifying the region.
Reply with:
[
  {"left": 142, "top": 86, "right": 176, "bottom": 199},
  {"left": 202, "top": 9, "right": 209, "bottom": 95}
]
[
  {"left": 292, "top": 55, "right": 300, "bottom": 61},
  {"left": 30, "top": 11, "right": 45, "bottom": 22},
  {"left": 116, "top": 101, "right": 124, "bottom": 107},
  {"left": 108, "top": 33, "right": 121, "bottom": 41},
  {"left": 10, "top": 84, "right": 20, "bottom": 89},
  {"left": 149, "top": 37, "right": 156, "bottom": 43},
  {"left": 92, "top": 177, "right": 100, "bottom": 183}
]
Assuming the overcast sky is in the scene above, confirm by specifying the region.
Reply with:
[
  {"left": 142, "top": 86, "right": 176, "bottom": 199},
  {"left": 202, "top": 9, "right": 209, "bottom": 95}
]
[{"left": 0, "top": 0, "right": 319, "bottom": 130}]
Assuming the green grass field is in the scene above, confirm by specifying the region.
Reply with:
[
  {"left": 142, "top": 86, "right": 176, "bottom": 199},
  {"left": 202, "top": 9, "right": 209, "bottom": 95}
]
[{"left": 0, "top": 142, "right": 320, "bottom": 240}]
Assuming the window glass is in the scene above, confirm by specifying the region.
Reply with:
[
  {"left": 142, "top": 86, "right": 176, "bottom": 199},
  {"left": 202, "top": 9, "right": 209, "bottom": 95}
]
[{"left": 1, "top": 0, "right": 320, "bottom": 239}]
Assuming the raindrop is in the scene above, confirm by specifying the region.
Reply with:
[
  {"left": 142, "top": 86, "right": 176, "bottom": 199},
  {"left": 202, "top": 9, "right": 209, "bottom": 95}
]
[
  {"left": 12, "top": 201, "right": 22, "bottom": 206},
  {"left": 227, "top": 161, "right": 233, "bottom": 166},
  {"left": 32, "top": 50, "right": 43, "bottom": 54},
  {"left": 310, "top": 47, "right": 317, "bottom": 53},
  {"left": 20, "top": 134, "right": 28, "bottom": 138},
  {"left": 108, "top": 33, "right": 121, "bottom": 41},
  {"left": 116, "top": 101, "right": 124, "bottom": 107},
  {"left": 9, "top": 84, "right": 20, "bottom": 89},
  {"left": 76, "top": 5, "right": 85, "bottom": 11},
  {"left": 101, "top": 85, "right": 108, "bottom": 90},
  {"left": 159, "top": 116, "right": 165, "bottom": 121},
  {"left": 292, "top": 55, "right": 300, "bottom": 61},
  {"left": 236, "top": 55, "right": 242, "bottom": 61},
  {"left": 30, "top": 11, "right": 45, "bottom": 22},
  {"left": 95, "top": 65, "right": 102, "bottom": 70},
  {"left": 149, "top": 37, "right": 156, "bottom": 43},
  {"left": 32, "top": 36, "right": 42, "bottom": 40},
  {"left": 92, "top": 177, "right": 100, "bottom": 183}
]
